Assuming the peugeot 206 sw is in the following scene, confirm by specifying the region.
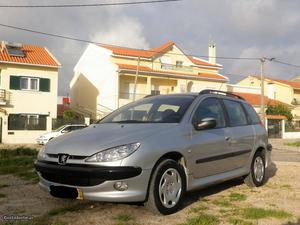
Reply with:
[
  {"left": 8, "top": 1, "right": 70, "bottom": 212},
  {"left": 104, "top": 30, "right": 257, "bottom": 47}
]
[{"left": 35, "top": 90, "right": 272, "bottom": 214}]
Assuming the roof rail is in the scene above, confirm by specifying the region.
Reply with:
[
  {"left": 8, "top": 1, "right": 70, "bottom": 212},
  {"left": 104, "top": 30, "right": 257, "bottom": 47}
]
[{"left": 199, "top": 89, "right": 245, "bottom": 100}]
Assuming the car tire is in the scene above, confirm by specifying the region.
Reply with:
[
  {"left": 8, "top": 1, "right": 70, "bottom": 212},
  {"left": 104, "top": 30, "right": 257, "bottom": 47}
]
[
  {"left": 145, "top": 159, "right": 186, "bottom": 215},
  {"left": 244, "top": 151, "right": 266, "bottom": 187}
]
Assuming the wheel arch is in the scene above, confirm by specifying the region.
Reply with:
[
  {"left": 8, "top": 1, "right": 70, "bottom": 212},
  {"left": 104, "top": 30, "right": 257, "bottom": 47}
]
[{"left": 144, "top": 151, "right": 188, "bottom": 202}]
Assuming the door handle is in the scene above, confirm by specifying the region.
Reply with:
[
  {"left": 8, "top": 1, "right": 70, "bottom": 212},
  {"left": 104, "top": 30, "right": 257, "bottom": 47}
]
[{"left": 225, "top": 136, "right": 231, "bottom": 141}]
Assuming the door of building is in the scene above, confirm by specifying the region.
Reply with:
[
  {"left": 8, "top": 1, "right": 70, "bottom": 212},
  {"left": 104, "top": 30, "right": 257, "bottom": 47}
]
[{"left": 268, "top": 119, "right": 282, "bottom": 138}]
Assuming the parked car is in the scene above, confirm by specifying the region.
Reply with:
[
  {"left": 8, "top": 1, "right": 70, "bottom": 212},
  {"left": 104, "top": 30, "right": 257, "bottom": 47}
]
[
  {"left": 35, "top": 90, "right": 272, "bottom": 214},
  {"left": 36, "top": 124, "right": 87, "bottom": 145}
]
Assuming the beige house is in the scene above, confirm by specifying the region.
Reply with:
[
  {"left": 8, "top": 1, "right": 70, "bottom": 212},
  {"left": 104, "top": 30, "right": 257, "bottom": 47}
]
[
  {"left": 237, "top": 75, "right": 300, "bottom": 122},
  {"left": 0, "top": 41, "right": 60, "bottom": 143},
  {"left": 70, "top": 41, "right": 228, "bottom": 119}
]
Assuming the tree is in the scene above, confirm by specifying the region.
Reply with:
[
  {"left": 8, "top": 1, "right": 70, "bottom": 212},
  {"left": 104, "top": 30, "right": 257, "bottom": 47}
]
[
  {"left": 63, "top": 110, "right": 83, "bottom": 123},
  {"left": 266, "top": 104, "right": 293, "bottom": 121}
]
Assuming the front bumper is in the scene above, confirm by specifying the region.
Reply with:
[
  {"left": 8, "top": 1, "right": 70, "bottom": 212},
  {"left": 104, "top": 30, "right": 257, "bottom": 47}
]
[
  {"left": 35, "top": 160, "right": 151, "bottom": 202},
  {"left": 36, "top": 138, "right": 48, "bottom": 145},
  {"left": 266, "top": 143, "right": 272, "bottom": 167}
]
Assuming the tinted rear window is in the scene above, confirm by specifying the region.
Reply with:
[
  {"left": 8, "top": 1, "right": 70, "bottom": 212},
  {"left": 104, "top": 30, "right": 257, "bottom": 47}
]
[
  {"left": 242, "top": 103, "right": 261, "bottom": 124},
  {"left": 223, "top": 99, "right": 248, "bottom": 127}
]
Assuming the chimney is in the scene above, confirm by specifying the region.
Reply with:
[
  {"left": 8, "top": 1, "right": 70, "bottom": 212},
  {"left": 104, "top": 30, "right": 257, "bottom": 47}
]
[{"left": 208, "top": 41, "right": 216, "bottom": 64}]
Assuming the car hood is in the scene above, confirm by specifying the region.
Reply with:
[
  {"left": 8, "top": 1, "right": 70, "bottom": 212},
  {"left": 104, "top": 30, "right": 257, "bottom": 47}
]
[
  {"left": 39, "top": 132, "right": 59, "bottom": 138},
  {"left": 45, "top": 123, "right": 177, "bottom": 156}
]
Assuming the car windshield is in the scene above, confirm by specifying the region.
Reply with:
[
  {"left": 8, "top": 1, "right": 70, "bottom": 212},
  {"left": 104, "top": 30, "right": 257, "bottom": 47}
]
[
  {"left": 99, "top": 95, "right": 196, "bottom": 123},
  {"left": 54, "top": 125, "right": 66, "bottom": 132}
]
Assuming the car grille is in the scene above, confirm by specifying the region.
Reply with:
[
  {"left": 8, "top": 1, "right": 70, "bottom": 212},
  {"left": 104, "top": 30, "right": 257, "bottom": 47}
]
[
  {"left": 47, "top": 154, "right": 87, "bottom": 160},
  {"left": 41, "top": 172, "right": 105, "bottom": 186}
]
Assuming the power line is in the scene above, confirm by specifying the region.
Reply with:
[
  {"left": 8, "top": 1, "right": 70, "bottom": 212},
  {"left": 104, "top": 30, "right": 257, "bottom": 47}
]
[
  {"left": 0, "top": 0, "right": 180, "bottom": 8},
  {"left": 272, "top": 59, "right": 300, "bottom": 69},
  {"left": 0, "top": 23, "right": 262, "bottom": 61}
]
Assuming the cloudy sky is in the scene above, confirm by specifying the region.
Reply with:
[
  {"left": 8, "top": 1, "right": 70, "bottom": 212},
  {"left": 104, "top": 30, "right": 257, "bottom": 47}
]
[{"left": 1, "top": 0, "right": 300, "bottom": 95}]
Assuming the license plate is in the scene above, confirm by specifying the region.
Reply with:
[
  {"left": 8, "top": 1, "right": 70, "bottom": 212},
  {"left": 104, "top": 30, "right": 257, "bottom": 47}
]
[{"left": 77, "top": 188, "right": 84, "bottom": 200}]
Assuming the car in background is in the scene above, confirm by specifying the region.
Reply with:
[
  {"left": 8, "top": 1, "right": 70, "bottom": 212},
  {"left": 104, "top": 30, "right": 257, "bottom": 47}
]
[{"left": 36, "top": 124, "right": 87, "bottom": 145}]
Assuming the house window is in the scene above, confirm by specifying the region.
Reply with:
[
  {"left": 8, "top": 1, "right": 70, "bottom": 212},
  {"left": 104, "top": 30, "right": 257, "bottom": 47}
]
[
  {"left": 8, "top": 114, "right": 47, "bottom": 130},
  {"left": 20, "top": 77, "right": 39, "bottom": 91},
  {"left": 10, "top": 76, "right": 50, "bottom": 92},
  {"left": 176, "top": 61, "right": 183, "bottom": 68},
  {"left": 151, "top": 84, "right": 160, "bottom": 95}
]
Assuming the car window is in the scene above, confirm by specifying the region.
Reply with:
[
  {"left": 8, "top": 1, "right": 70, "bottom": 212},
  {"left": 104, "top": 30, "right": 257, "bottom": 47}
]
[
  {"left": 242, "top": 103, "right": 261, "bottom": 124},
  {"left": 100, "top": 96, "right": 196, "bottom": 123},
  {"left": 193, "top": 98, "right": 225, "bottom": 128},
  {"left": 223, "top": 99, "right": 248, "bottom": 127},
  {"left": 62, "top": 126, "right": 72, "bottom": 132}
]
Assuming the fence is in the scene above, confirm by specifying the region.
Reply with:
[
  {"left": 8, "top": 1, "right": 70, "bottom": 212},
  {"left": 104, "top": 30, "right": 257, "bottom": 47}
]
[
  {"left": 8, "top": 114, "right": 47, "bottom": 130},
  {"left": 52, "top": 118, "right": 85, "bottom": 130}
]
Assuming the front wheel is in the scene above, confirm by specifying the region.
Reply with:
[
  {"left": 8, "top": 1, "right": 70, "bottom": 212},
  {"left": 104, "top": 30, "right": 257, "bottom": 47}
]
[
  {"left": 145, "top": 159, "right": 186, "bottom": 215},
  {"left": 244, "top": 151, "right": 266, "bottom": 187}
]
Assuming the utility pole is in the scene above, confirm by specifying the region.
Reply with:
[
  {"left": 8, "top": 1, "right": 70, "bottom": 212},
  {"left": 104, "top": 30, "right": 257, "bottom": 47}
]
[
  {"left": 132, "top": 56, "right": 140, "bottom": 102},
  {"left": 260, "top": 57, "right": 275, "bottom": 127},
  {"left": 260, "top": 57, "right": 266, "bottom": 126}
]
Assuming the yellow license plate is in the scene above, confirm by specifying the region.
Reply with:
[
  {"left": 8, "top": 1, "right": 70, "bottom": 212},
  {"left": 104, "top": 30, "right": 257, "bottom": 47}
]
[{"left": 77, "top": 188, "right": 84, "bottom": 200}]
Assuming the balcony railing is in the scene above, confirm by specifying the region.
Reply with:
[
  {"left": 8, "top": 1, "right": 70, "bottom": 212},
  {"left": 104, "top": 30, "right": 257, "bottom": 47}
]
[
  {"left": 160, "top": 63, "right": 193, "bottom": 72},
  {"left": 0, "top": 89, "right": 8, "bottom": 105},
  {"left": 119, "top": 92, "right": 148, "bottom": 100}
]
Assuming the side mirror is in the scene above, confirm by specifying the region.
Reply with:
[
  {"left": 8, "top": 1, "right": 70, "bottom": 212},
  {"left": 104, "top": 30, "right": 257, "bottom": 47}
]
[{"left": 193, "top": 117, "right": 217, "bottom": 130}]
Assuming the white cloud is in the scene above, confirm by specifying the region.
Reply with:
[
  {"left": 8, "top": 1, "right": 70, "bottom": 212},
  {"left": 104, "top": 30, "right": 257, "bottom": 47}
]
[{"left": 91, "top": 15, "right": 149, "bottom": 49}]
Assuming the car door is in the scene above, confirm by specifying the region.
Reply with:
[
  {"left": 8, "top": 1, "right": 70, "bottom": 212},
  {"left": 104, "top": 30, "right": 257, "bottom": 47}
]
[
  {"left": 221, "top": 99, "right": 254, "bottom": 170},
  {"left": 189, "top": 97, "right": 232, "bottom": 178}
]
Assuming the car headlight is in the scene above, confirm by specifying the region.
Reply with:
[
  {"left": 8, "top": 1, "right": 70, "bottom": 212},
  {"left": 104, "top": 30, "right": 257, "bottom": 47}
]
[
  {"left": 37, "top": 147, "right": 47, "bottom": 160},
  {"left": 85, "top": 143, "right": 141, "bottom": 162}
]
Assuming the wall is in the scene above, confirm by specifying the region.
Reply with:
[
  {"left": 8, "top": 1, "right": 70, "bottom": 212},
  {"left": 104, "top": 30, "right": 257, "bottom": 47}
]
[
  {"left": 70, "top": 73, "right": 99, "bottom": 118},
  {"left": 237, "top": 76, "right": 294, "bottom": 104},
  {"left": 71, "top": 44, "right": 118, "bottom": 119},
  {"left": 0, "top": 63, "right": 58, "bottom": 143}
]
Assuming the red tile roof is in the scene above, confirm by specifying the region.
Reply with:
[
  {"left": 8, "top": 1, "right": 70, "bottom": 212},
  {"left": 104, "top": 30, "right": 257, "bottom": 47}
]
[
  {"left": 233, "top": 92, "right": 292, "bottom": 107},
  {"left": 101, "top": 42, "right": 220, "bottom": 68},
  {"left": 251, "top": 76, "right": 300, "bottom": 89},
  {"left": 188, "top": 56, "right": 221, "bottom": 68},
  {"left": 266, "top": 115, "right": 287, "bottom": 120},
  {"left": 0, "top": 43, "right": 60, "bottom": 68},
  {"left": 117, "top": 63, "right": 227, "bottom": 81}
]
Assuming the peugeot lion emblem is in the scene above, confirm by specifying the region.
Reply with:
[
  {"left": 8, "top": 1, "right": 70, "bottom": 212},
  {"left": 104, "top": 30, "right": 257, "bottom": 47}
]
[{"left": 58, "top": 154, "right": 69, "bottom": 165}]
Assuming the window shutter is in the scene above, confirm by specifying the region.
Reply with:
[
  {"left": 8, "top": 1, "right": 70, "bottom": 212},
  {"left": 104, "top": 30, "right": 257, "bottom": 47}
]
[
  {"left": 39, "top": 78, "right": 50, "bottom": 92},
  {"left": 9, "top": 76, "right": 20, "bottom": 90}
]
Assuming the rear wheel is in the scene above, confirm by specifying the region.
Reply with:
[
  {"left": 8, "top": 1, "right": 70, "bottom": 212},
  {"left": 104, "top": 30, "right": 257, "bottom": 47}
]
[
  {"left": 244, "top": 151, "right": 266, "bottom": 187},
  {"left": 145, "top": 159, "right": 186, "bottom": 215}
]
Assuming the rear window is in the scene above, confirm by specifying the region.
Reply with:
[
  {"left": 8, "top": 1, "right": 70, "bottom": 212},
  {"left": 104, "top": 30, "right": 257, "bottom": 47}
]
[
  {"left": 242, "top": 103, "right": 261, "bottom": 124},
  {"left": 223, "top": 99, "right": 248, "bottom": 127}
]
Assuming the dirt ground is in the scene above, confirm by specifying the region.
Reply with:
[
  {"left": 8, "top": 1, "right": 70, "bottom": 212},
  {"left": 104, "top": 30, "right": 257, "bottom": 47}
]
[{"left": 0, "top": 161, "right": 300, "bottom": 225}]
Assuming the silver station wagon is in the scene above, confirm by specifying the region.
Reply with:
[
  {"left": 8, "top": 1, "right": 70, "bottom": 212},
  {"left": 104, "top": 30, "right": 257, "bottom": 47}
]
[{"left": 35, "top": 90, "right": 272, "bottom": 214}]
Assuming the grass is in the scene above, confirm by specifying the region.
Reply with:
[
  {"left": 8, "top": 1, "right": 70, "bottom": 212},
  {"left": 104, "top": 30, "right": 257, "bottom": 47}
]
[
  {"left": 228, "top": 218, "right": 253, "bottom": 225},
  {"left": 212, "top": 199, "right": 234, "bottom": 208},
  {"left": 229, "top": 193, "right": 247, "bottom": 201},
  {"left": 241, "top": 207, "right": 292, "bottom": 219},
  {"left": 0, "top": 147, "right": 38, "bottom": 183},
  {"left": 189, "top": 205, "right": 209, "bottom": 213},
  {"left": 284, "top": 141, "right": 300, "bottom": 147},
  {"left": 180, "top": 213, "right": 219, "bottom": 225},
  {"left": 0, "top": 184, "right": 9, "bottom": 188},
  {"left": 114, "top": 213, "right": 139, "bottom": 225}
]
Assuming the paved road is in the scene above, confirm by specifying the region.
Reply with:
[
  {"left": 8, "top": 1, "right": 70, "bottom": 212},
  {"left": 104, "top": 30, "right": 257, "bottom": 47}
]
[
  {"left": 272, "top": 149, "right": 300, "bottom": 163},
  {"left": 268, "top": 138, "right": 300, "bottom": 163}
]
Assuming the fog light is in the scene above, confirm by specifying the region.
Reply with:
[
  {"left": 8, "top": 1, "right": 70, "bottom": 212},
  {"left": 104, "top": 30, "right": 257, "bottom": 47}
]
[{"left": 114, "top": 181, "right": 128, "bottom": 191}]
